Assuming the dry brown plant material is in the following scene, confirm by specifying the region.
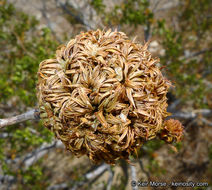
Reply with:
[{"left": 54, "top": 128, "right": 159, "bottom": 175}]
[
  {"left": 160, "top": 119, "right": 184, "bottom": 143},
  {"left": 37, "top": 29, "right": 183, "bottom": 164}
]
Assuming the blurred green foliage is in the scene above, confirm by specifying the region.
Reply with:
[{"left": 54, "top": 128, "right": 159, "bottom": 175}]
[
  {"left": 12, "top": 126, "right": 53, "bottom": 153},
  {"left": 17, "top": 161, "right": 49, "bottom": 190},
  {"left": 0, "top": 1, "right": 55, "bottom": 187},
  {"left": 141, "top": 140, "right": 166, "bottom": 176},
  {"left": 117, "top": 0, "right": 153, "bottom": 27},
  {"left": 91, "top": 0, "right": 105, "bottom": 14},
  {"left": 94, "top": 0, "right": 153, "bottom": 29},
  {"left": 0, "top": 1, "right": 57, "bottom": 107},
  {"left": 110, "top": 0, "right": 153, "bottom": 27},
  {"left": 156, "top": 0, "right": 212, "bottom": 108}
]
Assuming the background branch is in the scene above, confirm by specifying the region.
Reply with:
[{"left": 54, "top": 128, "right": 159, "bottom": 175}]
[
  {"left": 47, "top": 163, "right": 110, "bottom": 190},
  {"left": 22, "top": 140, "right": 64, "bottom": 168},
  {"left": 170, "top": 109, "right": 212, "bottom": 120},
  {"left": 129, "top": 162, "right": 138, "bottom": 190},
  {"left": 1, "top": 108, "right": 211, "bottom": 129},
  {"left": 0, "top": 175, "right": 15, "bottom": 186},
  {"left": 0, "top": 109, "right": 40, "bottom": 129},
  {"left": 106, "top": 166, "right": 114, "bottom": 190}
]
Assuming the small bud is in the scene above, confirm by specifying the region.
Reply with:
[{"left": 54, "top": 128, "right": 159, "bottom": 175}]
[{"left": 160, "top": 119, "right": 184, "bottom": 143}]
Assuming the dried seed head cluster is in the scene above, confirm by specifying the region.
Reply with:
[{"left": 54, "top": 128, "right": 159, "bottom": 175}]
[
  {"left": 160, "top": 119, "right": 184, "bottom": 143},
  {"left": 37, "top": 29, "right": 183, "bottom": 164}
]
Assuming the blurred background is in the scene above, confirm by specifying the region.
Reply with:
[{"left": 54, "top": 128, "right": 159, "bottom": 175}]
[{"left": 0, "top": 0, "right": 212, "bottom": 189}]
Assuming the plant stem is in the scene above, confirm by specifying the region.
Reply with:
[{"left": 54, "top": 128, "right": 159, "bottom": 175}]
[{"left": 0, "top": 109, "right": 40, "bottom": 128}]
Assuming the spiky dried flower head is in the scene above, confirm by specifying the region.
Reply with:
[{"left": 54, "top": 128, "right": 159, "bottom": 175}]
[
  {"left": 37, "top": 29, "right": 183, "bottom": 164},
  {"left": 159, "top": 119, "right": 184, "bottom": 143}
]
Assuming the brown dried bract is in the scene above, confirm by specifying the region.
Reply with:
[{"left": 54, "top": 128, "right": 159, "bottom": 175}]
[
  {"left": 37, "top": 29, "right": 181, "bottom": 164},
  {"left": 159, "top": 119, "right": 184, "bottom": 143}
]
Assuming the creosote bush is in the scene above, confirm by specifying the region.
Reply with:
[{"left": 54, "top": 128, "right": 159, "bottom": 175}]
[{"left": 37, "top": 29, "right": 183, "bottom": 164}]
